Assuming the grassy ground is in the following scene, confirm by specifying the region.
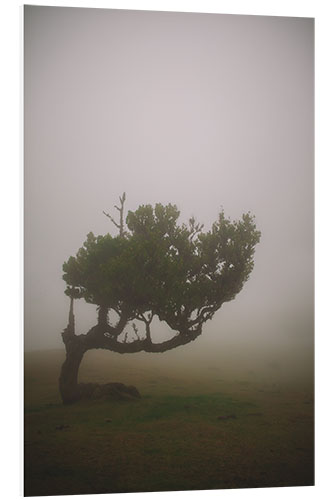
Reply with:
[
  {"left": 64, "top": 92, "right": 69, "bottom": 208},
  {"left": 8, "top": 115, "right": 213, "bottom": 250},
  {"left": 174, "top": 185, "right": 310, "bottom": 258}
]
[{"left": 24, "top": 348, "right": 314, "bottom": 496}]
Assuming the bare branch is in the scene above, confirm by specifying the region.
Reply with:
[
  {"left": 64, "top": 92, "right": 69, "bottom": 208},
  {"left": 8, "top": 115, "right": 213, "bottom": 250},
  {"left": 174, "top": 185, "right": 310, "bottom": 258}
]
[
  {"left": 132, "top": 323, "right": 140, "bottom": 340},
  {"left": 103, "top": 192, "right": 126, "bottom": 237},
  {"left": 137, "top": 311, "right": 154, "bottom": 325},
  {"left": 103, "top": 211, "right": 121, "bottom": 229},
  {"left": 77, "top": 324, "right": 202, "bottom": 353},
  {"left": 145, "top": 322, "right": 152, "bottom": 343}
]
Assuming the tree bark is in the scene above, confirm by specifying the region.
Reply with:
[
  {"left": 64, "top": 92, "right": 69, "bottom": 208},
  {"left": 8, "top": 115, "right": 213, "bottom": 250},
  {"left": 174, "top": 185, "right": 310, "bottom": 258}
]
[{"left": 59, "top": 340, "right": 86, "bottom": 404}]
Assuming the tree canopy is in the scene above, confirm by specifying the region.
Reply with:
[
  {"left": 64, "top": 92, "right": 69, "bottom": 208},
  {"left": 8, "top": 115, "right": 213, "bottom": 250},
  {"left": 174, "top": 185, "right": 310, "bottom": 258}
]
[{"left": 62, "top": 200, "right": 261, "bottom": 349}]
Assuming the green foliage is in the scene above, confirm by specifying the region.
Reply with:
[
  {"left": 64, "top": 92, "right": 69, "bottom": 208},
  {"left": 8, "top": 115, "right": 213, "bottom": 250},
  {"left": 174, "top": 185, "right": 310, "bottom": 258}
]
[{"left": 63, "top": 203, "right": 260, "bottom": 329}]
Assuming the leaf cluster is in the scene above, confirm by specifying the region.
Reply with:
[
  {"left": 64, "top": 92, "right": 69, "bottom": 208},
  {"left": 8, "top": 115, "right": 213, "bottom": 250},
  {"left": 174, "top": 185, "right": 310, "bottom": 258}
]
[{"left": 63, "top": 203, "right": 261, "bottom": 330}]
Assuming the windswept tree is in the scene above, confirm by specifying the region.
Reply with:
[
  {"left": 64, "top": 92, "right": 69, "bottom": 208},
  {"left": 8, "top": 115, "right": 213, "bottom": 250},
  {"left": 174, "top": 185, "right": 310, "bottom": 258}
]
[{"left": 60, "top": 194, "right": 261, "bottom": 404}]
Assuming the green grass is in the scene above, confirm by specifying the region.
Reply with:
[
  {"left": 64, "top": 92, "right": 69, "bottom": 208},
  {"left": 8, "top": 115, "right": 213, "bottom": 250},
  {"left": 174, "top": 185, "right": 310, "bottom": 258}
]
[{"left": 24, "top": 349, "right": 314, "bottom": 496}]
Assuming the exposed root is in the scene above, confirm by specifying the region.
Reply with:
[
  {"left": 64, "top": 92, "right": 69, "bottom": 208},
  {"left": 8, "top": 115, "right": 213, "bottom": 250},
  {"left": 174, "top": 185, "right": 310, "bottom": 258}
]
[{"left": 77, "top": 382, "right": 141, "bottom": 401}]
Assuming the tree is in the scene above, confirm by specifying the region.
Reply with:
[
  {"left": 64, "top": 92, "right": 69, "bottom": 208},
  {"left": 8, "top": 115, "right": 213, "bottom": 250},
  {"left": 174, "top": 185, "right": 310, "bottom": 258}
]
[{"left": 59, "top": 194, "right": 261, "bottom": 404}]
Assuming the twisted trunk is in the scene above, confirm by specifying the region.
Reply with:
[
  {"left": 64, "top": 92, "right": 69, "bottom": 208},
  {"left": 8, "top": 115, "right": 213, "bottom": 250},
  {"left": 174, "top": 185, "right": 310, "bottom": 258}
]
[
  {"left": 59, "top": 298, "right": 86, "bottom": 404},
  {"left": 59, "top": 299, "right": 203, "bottom": 404},
  {"left": 59, "top": 341, "right": 86, "bottom": 404}
]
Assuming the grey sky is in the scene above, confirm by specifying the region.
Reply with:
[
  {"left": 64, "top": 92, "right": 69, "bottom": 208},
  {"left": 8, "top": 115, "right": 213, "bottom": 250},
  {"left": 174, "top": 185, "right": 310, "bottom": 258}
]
[{"left": 24, "top": 6, "right": 313, "bottom": 361}]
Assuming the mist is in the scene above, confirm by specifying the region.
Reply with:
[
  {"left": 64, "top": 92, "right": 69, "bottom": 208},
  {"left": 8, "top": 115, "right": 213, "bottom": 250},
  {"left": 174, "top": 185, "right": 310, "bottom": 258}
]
[{"left": 24, "top": 6, "right": 313, "bottom": 382}]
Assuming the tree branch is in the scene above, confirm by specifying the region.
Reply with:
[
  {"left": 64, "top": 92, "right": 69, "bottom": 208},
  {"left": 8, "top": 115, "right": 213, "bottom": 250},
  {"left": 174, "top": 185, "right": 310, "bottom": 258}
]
[
  {"left": 132, "top": 323, "right": 141, "bottom": 341},
  {"left": 103, "top": 192, "right": 126, "bottom": 237},
  {"left": 70, "top": 324, "right": 203, "bottom": 354},
  {"left": 187, "top": 304, "right": 220, "bottom": 327},
  {"left": 61, "top": 296, "right": 76, "bottom": 345},
  {"left": 136, "top": 312, "right": 154, "bottom": 343}
]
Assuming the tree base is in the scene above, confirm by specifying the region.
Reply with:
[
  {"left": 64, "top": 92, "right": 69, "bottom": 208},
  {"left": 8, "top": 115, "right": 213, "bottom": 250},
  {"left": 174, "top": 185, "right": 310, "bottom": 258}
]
[{"left": 77, "top": 382, "right": 141, "bottom": 401}]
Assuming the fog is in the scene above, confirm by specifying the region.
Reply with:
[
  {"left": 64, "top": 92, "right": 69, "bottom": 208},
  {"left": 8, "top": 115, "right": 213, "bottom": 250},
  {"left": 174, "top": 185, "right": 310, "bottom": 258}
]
[{"left": 24, "top": 6, "right": 313, "bottom": 378}]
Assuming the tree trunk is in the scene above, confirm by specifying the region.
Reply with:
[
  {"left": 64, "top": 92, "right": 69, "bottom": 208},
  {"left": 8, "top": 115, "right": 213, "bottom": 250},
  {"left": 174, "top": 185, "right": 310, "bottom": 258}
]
[
  {"left": 59, "top": 298, "right": 201, "bottom": 404},
  {"left": 59, "top": 342, "right": 86, "bottom": 404}
]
